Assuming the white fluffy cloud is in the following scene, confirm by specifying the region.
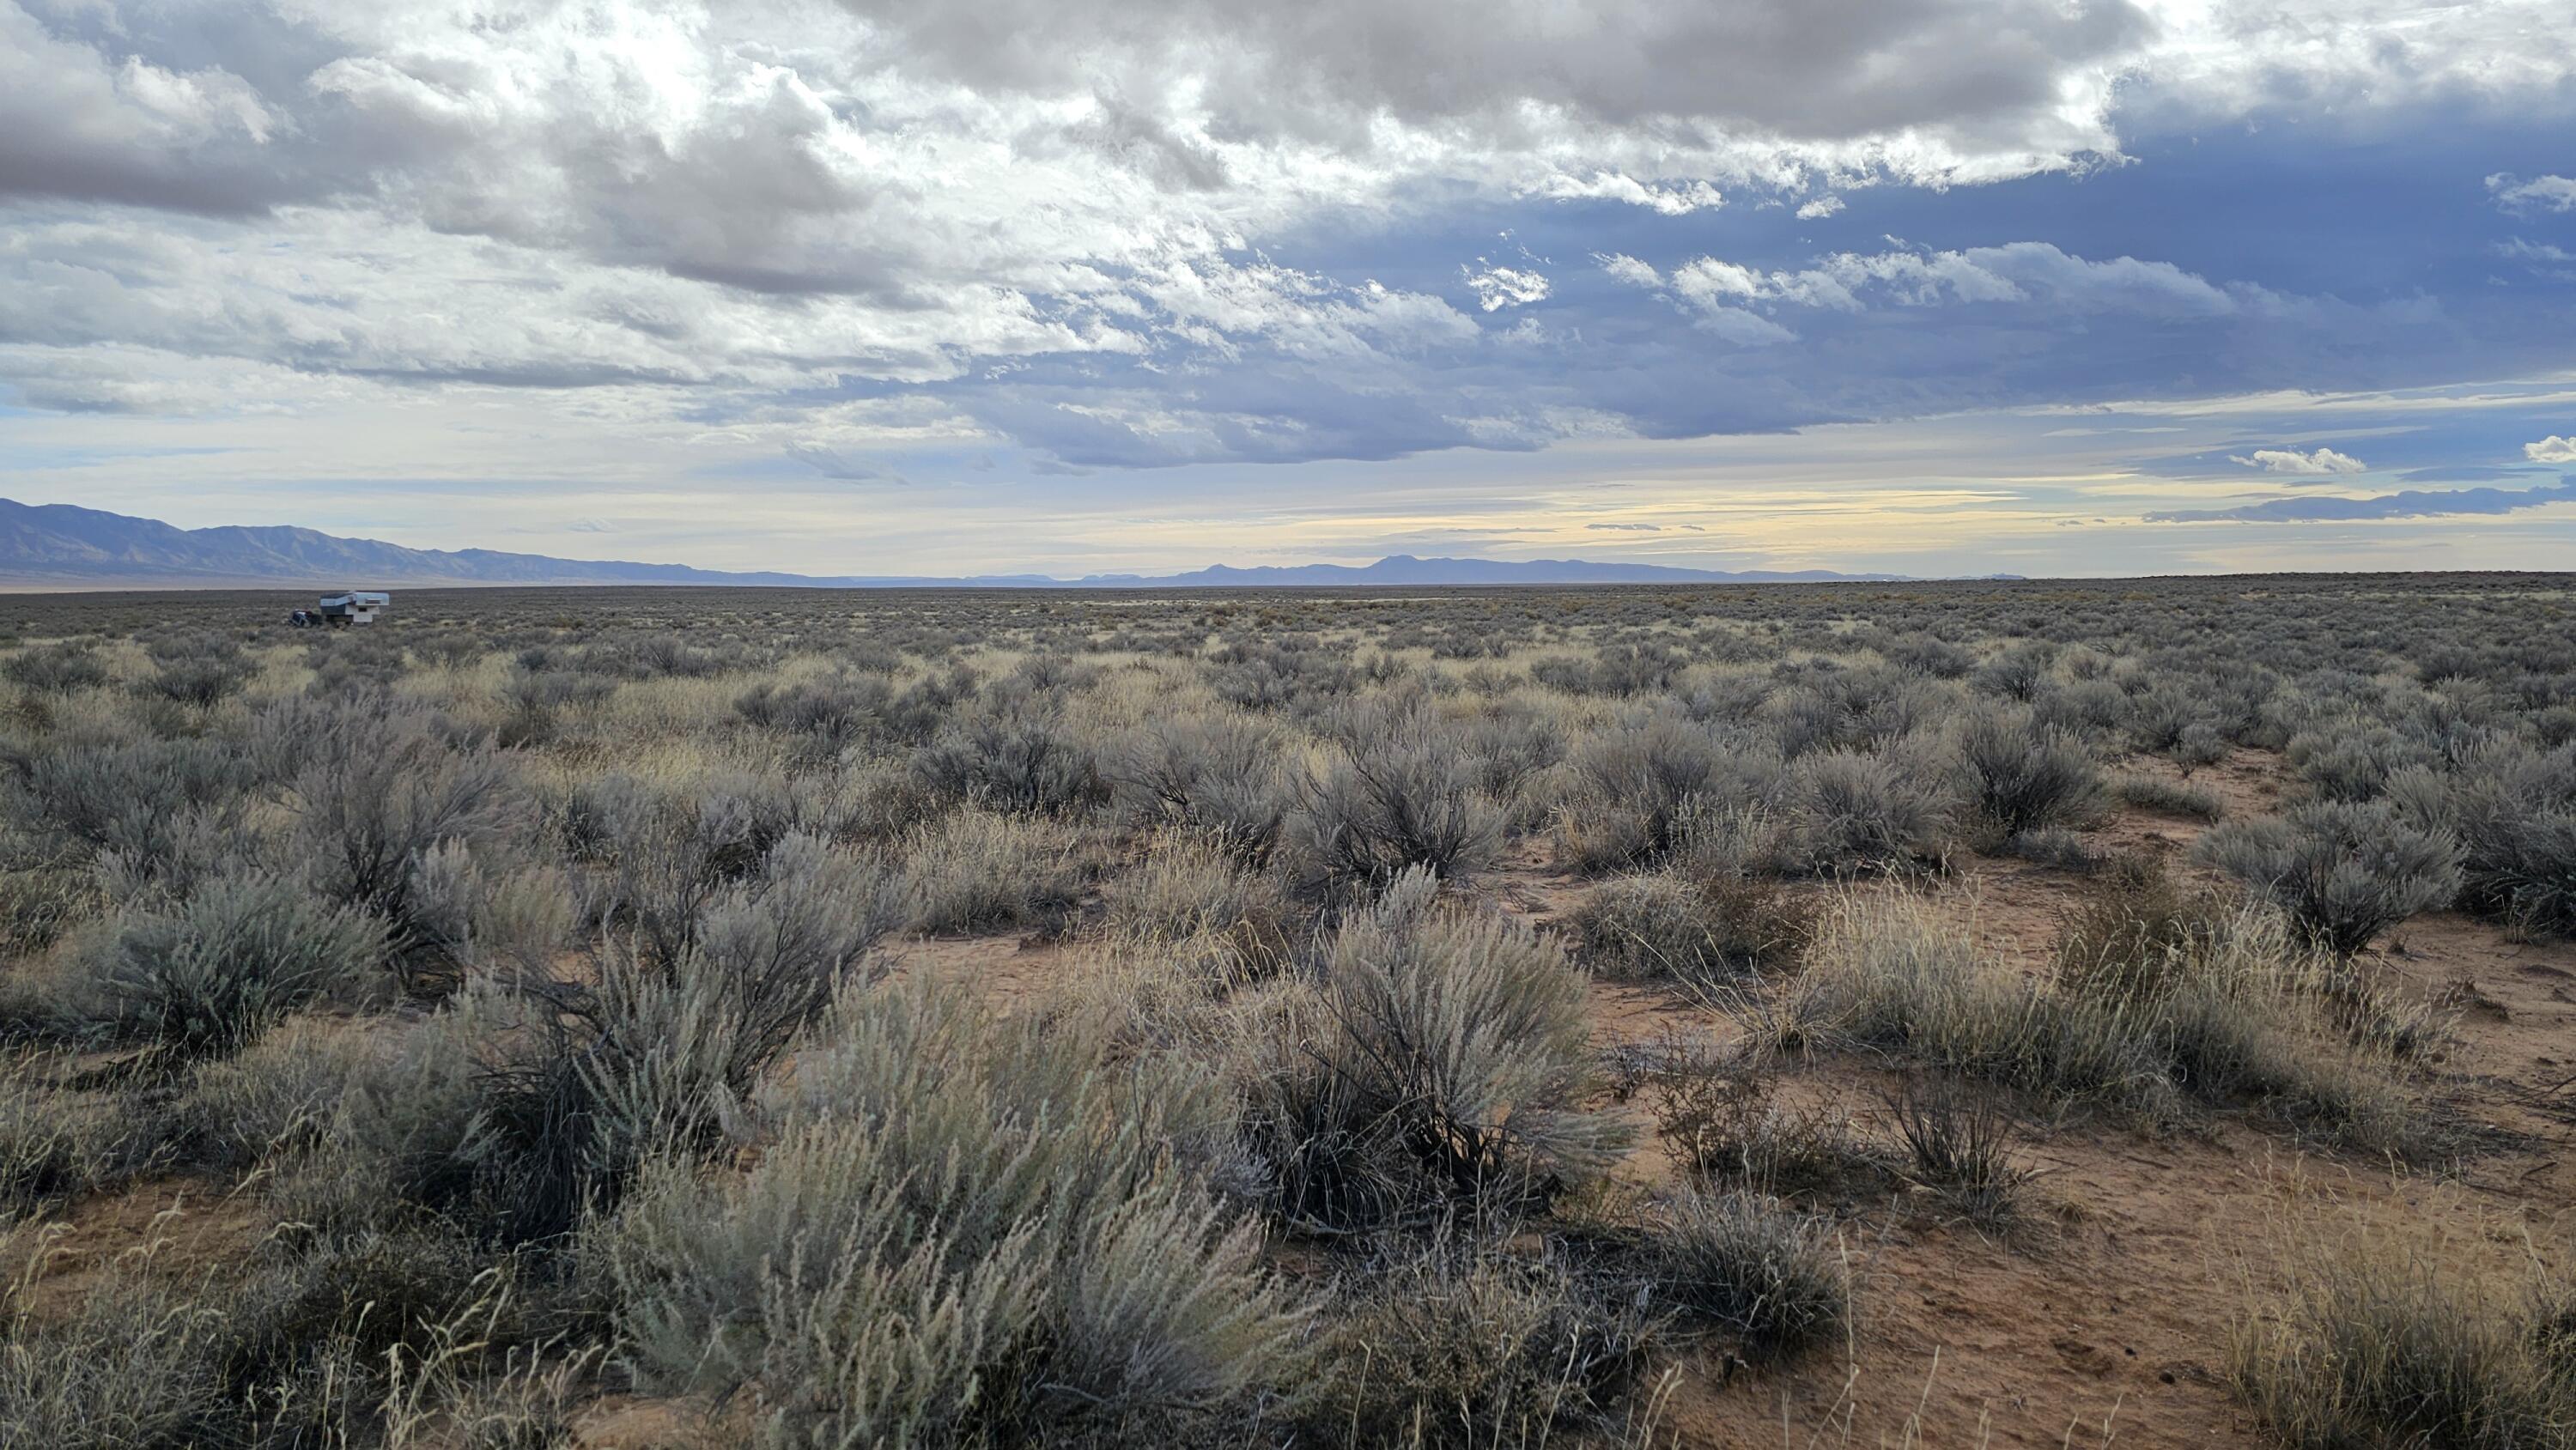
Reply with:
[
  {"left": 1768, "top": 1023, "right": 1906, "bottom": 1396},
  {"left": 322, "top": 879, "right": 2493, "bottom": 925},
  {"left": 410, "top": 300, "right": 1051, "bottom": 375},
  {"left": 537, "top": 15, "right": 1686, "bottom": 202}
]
[
  {"left": 2231, "top": 447, "right": 2367, "bottom": 475},
  {"left": 2528, "top": 435, "right": 2576, "bottom": 464},
  {"left": 1463, "top": 264, "right": 1552, "bottom": 312}
]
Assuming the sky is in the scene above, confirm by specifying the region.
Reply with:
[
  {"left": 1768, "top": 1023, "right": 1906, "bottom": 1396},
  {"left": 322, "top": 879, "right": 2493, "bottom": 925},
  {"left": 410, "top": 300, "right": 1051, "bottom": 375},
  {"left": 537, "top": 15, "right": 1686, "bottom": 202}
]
[{"left": 1, "top": 0, "right": 2572, "bottom": 579}]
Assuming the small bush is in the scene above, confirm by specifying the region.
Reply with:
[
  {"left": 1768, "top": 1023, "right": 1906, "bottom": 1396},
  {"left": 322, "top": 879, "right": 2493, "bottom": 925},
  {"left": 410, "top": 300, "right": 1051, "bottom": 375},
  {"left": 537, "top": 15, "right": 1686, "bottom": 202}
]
[
  {"left": 138, "top": 640, "right": 254, "bottom": 708},
  {"left": 600, "top": 976, "right": 1315, "bottom": 1448},
  {"left": 2197, "top": 801, "right": 2464, "bottom": 957},
  {"left": 913, "top": 705, "right": 1107, "bottom": 814},
  {"left": 1954, "top": 705, "right": 2106, "bottom": 842},
  {"left": 336, "top": 832, "right": 899, "bottom": 1245},
  {"left": 1645, "top": 1187, "right": 1851, "bottom": 1361},
  {"left": 1776, "top": 746, "right": 1955, "bottom": 877},
  {"left": 2287, "top": 719, "right": 2439, "bottom": 804},
  {"left": 2425, "top": 743, "right": 2576, "bottom": 939},
  {"left": 1556, "top": 713, "right": 1771, "bottom": 871},
  {"left": 1324, "top": 1242, "right": 1660, "bottom": 1447},
  {"left": 275, "top": 698, "right": 528, "bottom": 968},
  {"left": 732, "top": 670, "right": 893, "bottom": 755},
  {"left": 1111, "top": 713, "right": 1291, "bottom": 852},
  {"left": 1975, "top": 642, "right": 2057, "bottom": 702},
  {"left": 22, "top": 738, "right": 253, "bottom": 870},
  {"left": 1285, "top": 723, "right": 1499, "bottom": 894},
  {"left": 102, "top": 873, "right": 387, "bottom": 1061},
  {"left": 2, "top": 641, "right": 109, "bottom": 695},
  {"left": 1243, "top": 871, "right": 1621, "bottom": 1230}
]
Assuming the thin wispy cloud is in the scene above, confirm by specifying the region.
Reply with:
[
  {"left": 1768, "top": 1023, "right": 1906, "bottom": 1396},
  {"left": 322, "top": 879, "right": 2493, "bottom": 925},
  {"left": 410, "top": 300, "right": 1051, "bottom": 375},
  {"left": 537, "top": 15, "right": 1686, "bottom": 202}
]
[{"left": 2146, "top": 480, "right": 2576, "bottom": 524}]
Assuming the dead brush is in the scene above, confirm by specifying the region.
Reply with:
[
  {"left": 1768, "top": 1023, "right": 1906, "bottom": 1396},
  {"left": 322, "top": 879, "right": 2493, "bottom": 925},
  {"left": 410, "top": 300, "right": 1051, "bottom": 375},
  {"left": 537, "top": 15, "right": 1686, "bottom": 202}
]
[
  {"left": 1880, "top": 1077, "right": 2034, "bottom": 1227},
  {"left": 1646, "top": 1040, "right": 1889, "bottom": 1204}
]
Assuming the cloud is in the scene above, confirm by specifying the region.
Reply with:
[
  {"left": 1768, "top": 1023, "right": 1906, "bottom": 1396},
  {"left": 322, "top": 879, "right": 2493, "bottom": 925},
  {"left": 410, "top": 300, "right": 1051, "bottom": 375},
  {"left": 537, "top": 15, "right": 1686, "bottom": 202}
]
[
  {"left": 1653, "top": 242, "right": 2236, "bottom": 319},
  {"left": 2488, "top": 173, "right": 2576, "bottom": 214},
  {"left": 2230, "top": 446, "right": 2366, "bottom": 475},
  {"left": 1463, "top": 264, "right": 1551, "bottom": 312},
  {"left": 1585, "top": 522, "right": 1703, "bottom": 532},
  {"left": 785, "top": 442, "right": 907, "bottom": 483},
  {"left": 1595, "top": 252, "right": 1665, "bottom": 289},
  {"left": 1795, "top": 195, "right": 1845, "bottom": 220},
  {"left": 2144, "top": 479, "right": 2576, "bottom": 523},
  {"left": 3, "top": 0, "right": 2575, "bottom": 486},
  {"left": 2528, "top": 436, "right": 2576, "bottom": 464},
  {"left": 1528, "top": 173, "right": 1724, "bottom": 215}
]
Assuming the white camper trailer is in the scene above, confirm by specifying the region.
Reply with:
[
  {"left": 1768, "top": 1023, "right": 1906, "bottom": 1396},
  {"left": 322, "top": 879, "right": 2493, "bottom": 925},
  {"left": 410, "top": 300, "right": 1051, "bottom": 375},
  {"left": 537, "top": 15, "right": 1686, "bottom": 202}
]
[{"left": 291, "top": 591, "right": 391, "bottom": 628}]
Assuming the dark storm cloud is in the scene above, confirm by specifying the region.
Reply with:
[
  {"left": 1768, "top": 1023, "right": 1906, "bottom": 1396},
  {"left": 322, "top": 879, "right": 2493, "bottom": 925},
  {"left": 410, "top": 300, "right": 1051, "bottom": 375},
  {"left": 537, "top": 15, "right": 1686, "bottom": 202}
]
[{"left": 838, "top": 0, "right": 2150, "bottom": 143}]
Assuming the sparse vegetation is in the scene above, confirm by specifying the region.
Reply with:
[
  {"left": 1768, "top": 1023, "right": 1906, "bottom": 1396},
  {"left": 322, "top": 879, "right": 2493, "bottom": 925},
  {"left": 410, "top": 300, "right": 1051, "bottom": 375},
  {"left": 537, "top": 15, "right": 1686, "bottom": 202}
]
[
  {"left": 0, "top": 575, "right": 2564, "bottom": 1446},
  {"left": 2232, "top": 1231, "right": 2576, "bottom": 1449}
]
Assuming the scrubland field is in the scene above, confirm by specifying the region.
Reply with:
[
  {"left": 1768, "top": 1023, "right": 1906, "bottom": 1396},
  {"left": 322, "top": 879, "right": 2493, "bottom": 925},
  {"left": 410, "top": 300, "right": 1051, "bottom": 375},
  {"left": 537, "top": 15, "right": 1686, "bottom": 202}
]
[{"left": 0, "top": 574, "right": 2573, "bottom": 1448}]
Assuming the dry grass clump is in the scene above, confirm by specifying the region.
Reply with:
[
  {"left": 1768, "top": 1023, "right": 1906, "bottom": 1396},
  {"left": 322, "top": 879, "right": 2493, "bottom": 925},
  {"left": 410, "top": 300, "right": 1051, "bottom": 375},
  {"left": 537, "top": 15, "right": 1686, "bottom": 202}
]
[
  {"left": 2232, "top": 1230, "right": 2576, "bottom": 1449},
  {"left": 1564, "top": 870, "right": 1807, "bottom": 983},
  {"left": 1781, "top": 888, "right": 2442, "bottom": 1156},
  {"left": 1645, "top": 1186, "right": 1853, "bottom": 1362},
  {"left": 899, "top": 808, "right": 1091, "bottom": 934},
  {"left": 2114, "top": 773, "right": 2228, "bottom": 822},
  {"left": 1106, "top": 828, "right": 1292, "bottom": 980},
  {"left": 1323, "top": 1241, "right": 1662, "bottom": 1447},
  {"left": 1880, "top": 1077, "right": 2033, "bottom": 1227},
  {"left": 0, "top": 1054, "right": 118, "bottom": 1213},
  {"left": 152, "top": 1015, "right": 375, "bottom": 1173}
]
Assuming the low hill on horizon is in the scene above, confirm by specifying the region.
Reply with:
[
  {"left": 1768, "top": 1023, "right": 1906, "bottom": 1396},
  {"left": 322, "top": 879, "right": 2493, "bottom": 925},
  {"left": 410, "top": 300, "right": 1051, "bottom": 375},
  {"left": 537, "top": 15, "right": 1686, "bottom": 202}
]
[{"left": 0, "top": 498, "right": 1915, "bottom": 590}]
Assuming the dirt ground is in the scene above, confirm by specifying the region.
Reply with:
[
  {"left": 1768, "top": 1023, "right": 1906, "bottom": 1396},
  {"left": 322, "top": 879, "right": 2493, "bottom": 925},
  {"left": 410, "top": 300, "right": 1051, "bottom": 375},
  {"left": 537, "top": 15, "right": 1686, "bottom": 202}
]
[
  {"left": 24, "top": 747, "right": 2568, "bottom": 1449},
  {"left": 861, "top": 745, "right": 2575, "bottom": 1449}
]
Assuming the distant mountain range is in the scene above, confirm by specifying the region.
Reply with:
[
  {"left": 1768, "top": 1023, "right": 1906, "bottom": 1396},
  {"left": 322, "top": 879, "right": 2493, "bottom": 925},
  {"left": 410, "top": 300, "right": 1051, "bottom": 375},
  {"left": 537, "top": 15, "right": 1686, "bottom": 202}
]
[{"left": 0, "top": 497, "right": 1915, "bottom": 589}]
